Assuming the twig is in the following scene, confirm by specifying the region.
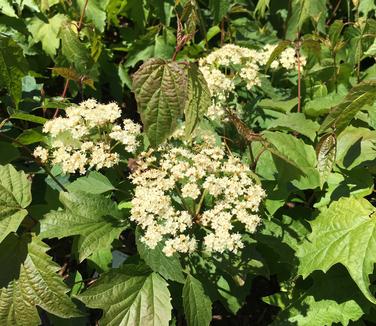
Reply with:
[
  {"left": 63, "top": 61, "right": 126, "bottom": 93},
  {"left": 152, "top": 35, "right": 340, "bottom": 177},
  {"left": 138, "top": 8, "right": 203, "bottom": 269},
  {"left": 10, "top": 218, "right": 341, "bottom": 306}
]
[
  {"left": 0, "top": 133, "right": 68, "bottom": 192},
  {"left": 296, "top": 39, "right": 302, "bottom": 113},
  {"left": 53, "top": 0, "right": 89, "bottom": 118}
]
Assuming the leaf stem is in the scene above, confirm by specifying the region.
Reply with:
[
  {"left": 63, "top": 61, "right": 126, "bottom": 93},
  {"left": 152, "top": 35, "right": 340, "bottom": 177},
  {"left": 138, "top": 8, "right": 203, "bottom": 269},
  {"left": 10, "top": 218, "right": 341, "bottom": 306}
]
[{"left": 0, "top": 133, "right": 68, "bottom": 192}]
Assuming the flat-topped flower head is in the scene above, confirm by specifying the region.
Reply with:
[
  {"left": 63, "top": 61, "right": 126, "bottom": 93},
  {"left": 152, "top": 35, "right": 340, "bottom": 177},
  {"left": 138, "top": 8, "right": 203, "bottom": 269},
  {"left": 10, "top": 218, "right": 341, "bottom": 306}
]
[
  {"left": 34, "top": 99, "right": 141, "bottom": 174},
  {"left": 130, "top": 133, "right": 266, "bottom": 257}
]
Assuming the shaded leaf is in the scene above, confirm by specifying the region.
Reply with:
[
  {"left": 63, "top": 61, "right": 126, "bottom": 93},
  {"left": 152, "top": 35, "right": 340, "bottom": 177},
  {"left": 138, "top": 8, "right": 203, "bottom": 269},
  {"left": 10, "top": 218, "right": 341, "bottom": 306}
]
[
  {"left": 183, "top": 275, "right": 212, "bottom": 326},
  {"left": 319, "top": 80, "right": 376, "bottom": 135},
  {"left": 136, "top": 229, "right": 185, "bottom": 283},
  {"left": 0, "top": 164, "right": 31, "bottom": 244},
  {"left": 0, "top": 234, "right": 82, "bottom": 325},
  {"left": 0, "top": 36, "right": 28, "bottom": 107},
  {"left": 184, "top": 63, "right": 210, "bottom": 137},
  {"left": 209, "top": 0, "right": 230, "bottom": 24},
  {"left": 267, "top": 112, "right": 319, "bottom": 141}
]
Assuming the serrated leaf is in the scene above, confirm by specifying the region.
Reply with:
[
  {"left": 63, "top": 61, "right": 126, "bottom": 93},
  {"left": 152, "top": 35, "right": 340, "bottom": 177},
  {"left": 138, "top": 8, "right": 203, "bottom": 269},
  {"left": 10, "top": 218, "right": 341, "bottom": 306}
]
[
  {"left": 184, "top": 63, "right": 210, "bottom": 137},
  {"left": 267, "top": 267, "right": 370, "bottom": 326},
  {"left": 27, "top": 14, "right": 66, "bottom": 57},
  {"left": 209, "top": 0, "right": 230, "bottom": 24},
  {"left": 183, "top": 275, "right": 212, "bottom": 326},
  {"left": 265, "top": 40, "right": 291, "bottom": 71},
  {"left": 329, "top": 20, "right": 344, "bottom": 47},
  {"left": 76, "top": 265, "right": 172, "bottom": 326},
  {"left": 136, "top": 229, "right": 185, "bottom": 283},
  {"left": 40, "top": 192, "right": 128, "bottom": 261},
  {"left": 263, "top": 131, "right": 318, "bottom": 175},
  {"left": 0, "top": 0, "right": 16, "bottom": 17},
  {"left": 297, "top": 197, "right": 376, "bottom": 303},
  {"left": 267, "top": 112, "right": 319, "bottom": 141},
  {"left": 0, "top": 164, "right": 31, "bottom": 244},
  {"left": 77, "top": 0, "right": 109, "bottom": 32},
  {"left": 67, "top": 171, "right": 115, "bottom": 194},
  {"left": 316, "top": 133, "right": 336, "bottom": 187},
  {"left": 132, "top": 58, "right": 187, "bottom": 146},
  {"left": 286, "top": 0, "right": 327, "bottom": 40},
  {"left": 304, "top": 91, "right": 346, "bottom": 117},
  {"left": 0, "top": 142, "right": 20, "bottom": 164},
  {"left": 60, "top": 24, "right": 94, "bottom": 74},
  {"left": 0, "top": 234, "right": 82, "bottom": 325},
  {"left": 319, "top": 80, "right": 376, "bottom": 135},
  {"left": 0, "top": 36, "right": 28, "bottom": 107}
]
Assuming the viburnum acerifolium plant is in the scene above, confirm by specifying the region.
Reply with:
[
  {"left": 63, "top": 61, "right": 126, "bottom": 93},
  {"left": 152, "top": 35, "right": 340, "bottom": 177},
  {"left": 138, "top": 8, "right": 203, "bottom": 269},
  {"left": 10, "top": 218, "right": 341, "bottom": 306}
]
[
  {"left": 199, "top": 43, "right": 306, "bottom": 120},
  {"left": 129, "top": 128, "right": 266, "bottom": 257},
  {"left": 33, "top": 99, "right": 142, "bottom": 174}
]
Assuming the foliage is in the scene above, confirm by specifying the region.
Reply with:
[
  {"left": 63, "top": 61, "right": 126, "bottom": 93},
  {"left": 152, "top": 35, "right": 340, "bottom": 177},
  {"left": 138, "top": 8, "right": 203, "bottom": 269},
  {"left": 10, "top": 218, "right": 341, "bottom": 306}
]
[{"left": 0, "top": 0, "right": 376, "bottom": 325}]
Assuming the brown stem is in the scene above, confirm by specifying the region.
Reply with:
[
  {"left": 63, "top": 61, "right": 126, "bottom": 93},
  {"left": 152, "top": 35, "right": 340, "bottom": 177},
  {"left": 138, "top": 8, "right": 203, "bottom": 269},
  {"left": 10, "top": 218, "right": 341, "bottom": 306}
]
[
  {"left": 53, "top": 0, "right": 89, "bottom": 118},
  {"left": 220, "top": 18, "right": 225, "bottom": 46},
  {"left": 296, "top": 41, "right": 301, "bottom": 113},
  {"left": 0, "top": 133, "right": 68, "bottom": 192},
  {"left": 78, "top": 0, "right": 89, "bottom": 31}
]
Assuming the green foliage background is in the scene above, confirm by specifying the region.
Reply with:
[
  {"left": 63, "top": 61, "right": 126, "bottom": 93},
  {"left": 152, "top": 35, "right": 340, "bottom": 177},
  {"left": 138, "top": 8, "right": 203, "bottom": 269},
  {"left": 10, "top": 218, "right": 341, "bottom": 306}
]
[{"left": 1, "top": 0, "right": 376, "bottom": 325}]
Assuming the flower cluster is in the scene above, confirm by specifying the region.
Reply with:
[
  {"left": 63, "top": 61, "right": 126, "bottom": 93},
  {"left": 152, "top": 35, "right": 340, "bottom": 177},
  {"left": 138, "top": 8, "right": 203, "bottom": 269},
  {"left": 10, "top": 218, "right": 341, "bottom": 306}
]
[
  {"left": 130, "top": 134, "right": 266, "bottom": 257},
  {"left": 199, "top": 43, "right": 306, "bottom": 119},
  {"left": 33, "top": 99, "right": 141, "bottom": 174}
]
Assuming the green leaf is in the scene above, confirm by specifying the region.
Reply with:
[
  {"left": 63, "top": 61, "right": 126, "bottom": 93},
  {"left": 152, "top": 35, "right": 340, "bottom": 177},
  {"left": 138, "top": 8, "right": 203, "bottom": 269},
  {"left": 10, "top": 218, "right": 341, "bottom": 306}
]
[
  {"left": 10, "top": 112, "right": 47, "bottom": 125},
  {"left": 358, "top": 0, "right": 376, "bottom": 16},
  {"left": 258, "top": 98, "right": 298, "bottom": 113},
  {"left": 132, "top": 58, "right": 187, "bottom": 147},
  {"left": 0, "top": 36, "right": 28, "bottom": 107},
  {"left": 255, "top": 0, "right": 270, "bottom": 18},
  {"left": 265, "top": 40, "right": 291, "bottom": 71},
  {"left": 263, "top": 131, "right": 319, "bottom": 182},
  {"left": 136, "top": 229, "right": 185, "bottom": 283},
  {"left": 76, "top": 265, "right": 172, "bottom": 326},
  {"left": 0, "top": 142, "right": 20, "bottom": 164},
  {"left": 60, "top": 24, "right": 94, "bottom": 74},
  {"left": 286, "top": 0, "right": 327, "bottom": 40},
  {"left": 319, "top": 80, "right": 376, "bottom": 135},
  {"left": 267, "top": 112, "right": 319, "bottom": 141},
  {"left": 297, "top": 197, "right": 376, "bottom": 303},
  {"left": 0, "top": 0, "right": 16, "bottom": 17},
  {"left": 67, "top": 171, "right": 115, "bottom": 194},
  {"left": 184, "top": 63, "right": 210, "bottom": 137},
  {"left": 304, "top": 91, "right": 346, "bottom": 118},
  {"left": 316, "top": 133, "right": 336, "bottom": 187},
  {"left": 0, "top": 164, "right": 31, "bottom": 244},
  {"left": 328, "top": 20, "right": 344, "bottom": 47},
  {"left": 209, "top": 0, "right": 230, "bottom": 24},
  {"left": 15, "top": 128, "right": 46, "bottom": 145},
  {"left": 335, "top": 126, "right": 376, "bottom": 170},
  {"left": 0, "top": 234, "right": 82, "bottom": 325},
  {"left": 267, "top": 267, "right": 370, "bottom": 325},
  {"left": 40, "top": 192, "right": 128, "bottom": 261},
  {"left": 183, "top": 275, "right": 212, "bottom": 326},
  {"left": 77, "top": 0, "right": 109, "bottom": 32},
  {"left": 27, "top": 14, "right": 66, "bottom": 57}
]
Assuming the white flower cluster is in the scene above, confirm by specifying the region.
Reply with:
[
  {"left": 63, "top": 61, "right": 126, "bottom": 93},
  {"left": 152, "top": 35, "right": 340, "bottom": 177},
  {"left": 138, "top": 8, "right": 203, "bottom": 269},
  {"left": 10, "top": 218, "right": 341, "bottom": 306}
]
[
  {"left": 33, "top": 99, "right": 141, "bottom": 174},
  {"left": 199, "top": 43, "right": 306, "bottom": 119},
  {"left": 130, "top": 135, "right": 266, "bottom": 257}
]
